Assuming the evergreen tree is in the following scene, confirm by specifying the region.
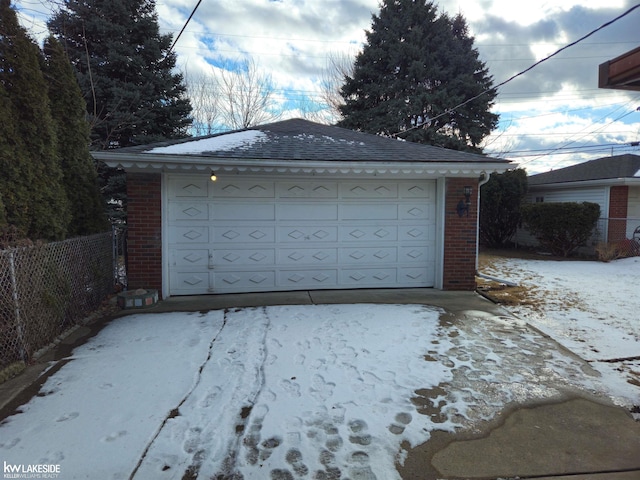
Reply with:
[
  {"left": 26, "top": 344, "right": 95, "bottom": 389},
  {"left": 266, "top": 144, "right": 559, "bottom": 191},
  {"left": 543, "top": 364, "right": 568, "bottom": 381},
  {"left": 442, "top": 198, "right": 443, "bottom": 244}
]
[
  {"left": 338, "top": 0, "right": 498, "bottom": 153},
  {"left": 42, "top": 35, "right": 109, "bottom": 236},
  {"left": 0, "top": 0, "right": 70, "bottom": 240},
  {"left": 48, "top": 0, "right": 192, "bottom": 223},
  {"left": 0, "top": 191, "right": 6, "bottom": 229},
  {"left": 47, "top": 0, "right": 192, "bottom": 149},
  {"left": 479, "top": 169, "right": 528, "bottom": 248},
  {"left": 0, "top": 81, "right": 21, "bottom": 233}
]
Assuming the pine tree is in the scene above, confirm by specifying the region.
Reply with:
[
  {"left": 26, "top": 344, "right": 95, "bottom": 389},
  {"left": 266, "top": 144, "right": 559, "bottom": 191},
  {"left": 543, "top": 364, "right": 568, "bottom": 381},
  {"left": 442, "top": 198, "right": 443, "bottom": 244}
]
[
  {"left": 338, "top": 0, "right": 498, "bottom": 153},
  {"left": 42, "top": 36, "right": 109, "bottom": 236},
  {"left": 479, "top": 169, "right": 528, "bottom": 247},
  {"left": 48, "top": 0, "right": 192, "bottom": 223},
  {"left": 0, "top": 0, "right": 70, "bottom": 240},
  {"left": 47, "top": 0, "right": 192, "bottom": 149}
]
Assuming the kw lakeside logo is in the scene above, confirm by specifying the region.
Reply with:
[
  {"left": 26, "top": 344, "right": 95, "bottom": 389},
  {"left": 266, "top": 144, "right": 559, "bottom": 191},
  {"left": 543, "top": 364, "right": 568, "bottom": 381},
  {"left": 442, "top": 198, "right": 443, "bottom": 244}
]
[{"left": 3, "top": 462, "right": 61, "bottom": 479}]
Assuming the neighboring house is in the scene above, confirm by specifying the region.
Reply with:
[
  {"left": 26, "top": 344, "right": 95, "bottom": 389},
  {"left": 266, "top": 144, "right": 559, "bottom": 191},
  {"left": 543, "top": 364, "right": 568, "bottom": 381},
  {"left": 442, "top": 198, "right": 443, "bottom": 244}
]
[
  {"left": 93, "top": 119, "right": 510, "bottom": 298},
  {"left": 520, "top": 154, "right": 640, "bottom": 249}
]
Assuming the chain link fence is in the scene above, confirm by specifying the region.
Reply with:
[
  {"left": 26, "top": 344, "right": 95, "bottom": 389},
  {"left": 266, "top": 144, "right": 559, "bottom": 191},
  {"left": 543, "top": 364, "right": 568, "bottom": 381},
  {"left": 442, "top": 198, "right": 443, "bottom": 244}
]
[
  {"left": 595, "top": 217, "right": 640, "bottom": 257},
  {"left": 1, "top": 232, "right": 114, "bottom": 370}
]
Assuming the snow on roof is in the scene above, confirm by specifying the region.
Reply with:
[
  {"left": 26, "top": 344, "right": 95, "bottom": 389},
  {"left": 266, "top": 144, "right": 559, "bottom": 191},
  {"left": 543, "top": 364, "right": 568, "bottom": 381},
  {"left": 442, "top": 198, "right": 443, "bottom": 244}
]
[
  {"left": 635, "top": 168, "right": 640, "bottom": 177},
  {"left": 147, "top": 130, "right": 268, "bottom": 154}
]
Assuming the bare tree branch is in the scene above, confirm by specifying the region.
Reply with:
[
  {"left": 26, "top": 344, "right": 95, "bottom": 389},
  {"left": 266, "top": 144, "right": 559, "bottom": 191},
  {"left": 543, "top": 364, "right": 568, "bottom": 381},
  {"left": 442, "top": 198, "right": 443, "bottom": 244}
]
[
  {"left": 320, "top": 50, "right": 355, "bottom": 122},
  {"left": 217, "top": 58, "right": 281, "bottom": 129},
  {"left": 183, "top": 67, "right": 220, "bottom": 135}
]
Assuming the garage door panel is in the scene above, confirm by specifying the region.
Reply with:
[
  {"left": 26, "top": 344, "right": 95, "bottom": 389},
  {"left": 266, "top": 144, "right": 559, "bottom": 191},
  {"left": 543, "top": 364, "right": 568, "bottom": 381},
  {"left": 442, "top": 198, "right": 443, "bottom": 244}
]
[
  {"left": 214, "top": 271, "right": 276, "bottom": 292},
  {"left": 399, "top": 226, "right": 435, "bottom": 242},
  {"left": 215, "top": 249, "right": 275, "bottom": 266},
  {"left": 213, "top": 180, "right": 275, "bottom": 198},
  {"left": 341, "top": 182, "right": 398, "bottom": 198},
  {"left": 340, "top": 268, "right": 397, "bottom": 285},
  {"left": 341, "top": 203, "right": 398, "bottom": 220},
  {"left": 214, "top": 226, "right": 275, "bottom": 243},
  {"left": 170, "top": 202, "right": 210, "bottom": 221},
  {"left": 400, "top": 183, "right": 435, "bottom": 199},
  {"left": 400, "top": 204, "right": 435, "bottom": 220},
  {"left": 278, "top": 182, "right": 338, "bottom": 198},
  {"left": 169, "top": 226, "right": 210, "bottom": 244},
  {"left": 278, "top": 248, "right": 338, "bottom": 265},
  {"left": 171, "top": 271, "right": 210, "bottom": 295},
  {"left": 278, "top": 270, "right": 338, "bottom": 287},
  {"left": 277, "top": 203, "right": 338, "bottom": 220},
  {"left": 400, "top": 267, "right": 433, "bottom": 284},
  {"left": 341, "top": 226, "right": 398, "bottom": 242},
  {"left": 279, "top": 226, "right": 338, "bottom": 242},
  {"left": 171, "top": 249, "right": 210, "bottom": 267},
  {"left": 169, "top": 177, "right": 209, "bottom": 197},
  {"left": 213, "top": 203, "right": 275, "bottom": 220},
  {"left": 400, "top": 247, "right": 433, "bottom": 263},
  {"left": 340, "top": 247, "right": 397, "bottom": 264}
]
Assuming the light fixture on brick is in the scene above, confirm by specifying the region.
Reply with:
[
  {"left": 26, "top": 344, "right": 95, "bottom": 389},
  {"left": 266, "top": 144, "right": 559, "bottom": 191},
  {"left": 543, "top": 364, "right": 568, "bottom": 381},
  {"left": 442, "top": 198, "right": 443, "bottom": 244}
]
[{"left": 456, "top": 186, "right": 472, "bottom": 217}]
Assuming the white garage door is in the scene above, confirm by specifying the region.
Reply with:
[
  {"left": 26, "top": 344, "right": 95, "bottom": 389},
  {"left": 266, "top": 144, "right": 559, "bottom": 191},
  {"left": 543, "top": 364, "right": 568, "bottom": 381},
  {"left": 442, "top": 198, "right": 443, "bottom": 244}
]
[{"left": 167, "top": 175, "right": 437, "bottom": 295}]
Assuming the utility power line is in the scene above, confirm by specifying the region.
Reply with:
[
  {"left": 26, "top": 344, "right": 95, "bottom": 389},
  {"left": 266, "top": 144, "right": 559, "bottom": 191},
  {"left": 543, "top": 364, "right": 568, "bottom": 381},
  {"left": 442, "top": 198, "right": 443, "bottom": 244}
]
[{"left": 393, "top": 2, "right": 640, "bottom": 139}]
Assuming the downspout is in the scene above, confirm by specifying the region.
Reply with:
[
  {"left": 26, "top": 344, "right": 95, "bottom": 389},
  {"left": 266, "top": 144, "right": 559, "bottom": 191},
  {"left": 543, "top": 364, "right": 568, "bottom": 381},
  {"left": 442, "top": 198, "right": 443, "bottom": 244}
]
[{"left": 475, "top": 172, "right": 492, "bottom": 273}]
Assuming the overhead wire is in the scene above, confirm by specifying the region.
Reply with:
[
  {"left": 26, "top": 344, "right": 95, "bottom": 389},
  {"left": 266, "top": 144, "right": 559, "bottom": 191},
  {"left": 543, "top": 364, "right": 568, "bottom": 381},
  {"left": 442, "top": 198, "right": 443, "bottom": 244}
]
[
  {"left": 166, "top": 0, "right": 204, "bottom": 58},
  {"left": 392, "top": 2, "right": 640, "bottom": 139}
]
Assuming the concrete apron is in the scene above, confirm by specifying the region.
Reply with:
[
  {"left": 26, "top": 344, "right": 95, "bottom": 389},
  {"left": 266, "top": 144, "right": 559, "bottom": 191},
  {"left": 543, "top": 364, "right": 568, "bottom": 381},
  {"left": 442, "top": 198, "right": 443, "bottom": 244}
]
[
  {"left": 2, "top": 288, "right": 639, "bottom": 480},
  {"left": 398, "top": 397, "right": 640, "bottom": 480},
  {"left": 127, "top": 288, "right": 640, "bottom": 480}
]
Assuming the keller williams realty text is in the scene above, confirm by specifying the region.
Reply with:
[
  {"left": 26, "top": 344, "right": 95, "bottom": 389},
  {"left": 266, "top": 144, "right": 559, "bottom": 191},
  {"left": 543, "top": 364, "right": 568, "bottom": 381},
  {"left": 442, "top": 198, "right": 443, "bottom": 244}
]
[{"left": 3, "top": 462, "right": 61, "bottom": 478}]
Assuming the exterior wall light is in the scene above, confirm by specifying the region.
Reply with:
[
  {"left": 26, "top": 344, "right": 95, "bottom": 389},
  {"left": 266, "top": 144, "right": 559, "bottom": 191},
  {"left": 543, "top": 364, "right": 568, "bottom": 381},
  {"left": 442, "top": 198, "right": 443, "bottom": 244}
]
[
  {"left": 456, "top": 186, "right": 472, "bottom": 217},
  {"left": 210, "top": 171, "right": 217, "bottom": 182}
]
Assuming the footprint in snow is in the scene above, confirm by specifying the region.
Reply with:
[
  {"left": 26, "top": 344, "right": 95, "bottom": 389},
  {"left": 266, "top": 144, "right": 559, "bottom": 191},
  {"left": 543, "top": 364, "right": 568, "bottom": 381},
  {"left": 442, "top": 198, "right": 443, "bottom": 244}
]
[
  {"left": 285, "top": 448, "right": 309, "bottom": 476},
  {"left": 102, "top": 430, "right": 127, "bottom": 442},
  {"left": 388, "top": 412, "right": 412, "bottom": 435},
  {"left": 348, "top": 451, "right": 377, "bottom": 480},
  {"left": 348, "top": 419, "right": 372, "bottom": 446},
  {"left": 280, "top": 378, "right": 301, "bottom": 397},
  {"left": 198, "top": 386, "right": 222, "bottom": 408},
  {"left": 55, "top": 412, "right": 79, "bottom": 422}
]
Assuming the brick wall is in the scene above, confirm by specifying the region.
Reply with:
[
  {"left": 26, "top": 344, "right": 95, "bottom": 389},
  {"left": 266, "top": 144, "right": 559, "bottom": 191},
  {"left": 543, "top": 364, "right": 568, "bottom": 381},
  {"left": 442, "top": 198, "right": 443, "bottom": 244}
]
[
  {"left": 608, "top": 186, "right": 628, "bottom": 243},
  {"left": 126, "top": 172, "right": 163, "bottom": 295},
  {"left": 442, "top": 177, "right": 479, "bottom": 290}
]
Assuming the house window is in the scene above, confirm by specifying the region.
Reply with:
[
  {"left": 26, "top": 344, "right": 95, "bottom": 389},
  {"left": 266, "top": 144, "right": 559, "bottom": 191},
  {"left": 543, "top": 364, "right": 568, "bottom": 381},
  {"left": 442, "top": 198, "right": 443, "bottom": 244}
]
[{"left": 535, "top": 196, "right": 544, "bottom": 203}]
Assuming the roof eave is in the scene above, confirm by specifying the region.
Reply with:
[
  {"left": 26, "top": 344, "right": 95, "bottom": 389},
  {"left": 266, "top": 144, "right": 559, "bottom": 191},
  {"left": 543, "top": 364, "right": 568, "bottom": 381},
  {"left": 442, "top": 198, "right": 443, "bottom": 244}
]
[
  {"left": 528, "top": 177, "right": 640, "bottom": 189},
  {"left": 92, "top": 151, "right": 512, "bottom": 178}
]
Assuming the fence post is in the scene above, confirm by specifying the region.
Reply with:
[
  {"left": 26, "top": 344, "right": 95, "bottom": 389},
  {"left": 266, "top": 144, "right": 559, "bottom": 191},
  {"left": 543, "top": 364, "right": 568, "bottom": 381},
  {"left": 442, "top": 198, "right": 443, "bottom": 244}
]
[{"left": 8, "top": 251, "right": 28, "bottom": 362}]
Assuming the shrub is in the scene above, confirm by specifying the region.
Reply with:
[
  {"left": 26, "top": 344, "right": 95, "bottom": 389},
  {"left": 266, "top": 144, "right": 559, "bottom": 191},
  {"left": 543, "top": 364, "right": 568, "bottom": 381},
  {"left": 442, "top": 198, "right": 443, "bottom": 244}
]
[
  {"left": 521, "top": 202, "right": 600, "bottom": 257},
  {"left": 479, "top": 169, "right": 528, "bottom": 247},
  {"left": 595, "top": 242, "right": 620, "bottom": 262}
]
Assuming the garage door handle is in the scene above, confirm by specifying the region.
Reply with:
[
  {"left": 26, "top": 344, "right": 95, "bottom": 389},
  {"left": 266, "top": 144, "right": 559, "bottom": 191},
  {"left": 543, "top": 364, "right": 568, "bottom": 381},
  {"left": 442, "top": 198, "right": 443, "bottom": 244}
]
[{"left": 208, "top": 253, "right": 214, "bottom": 269}]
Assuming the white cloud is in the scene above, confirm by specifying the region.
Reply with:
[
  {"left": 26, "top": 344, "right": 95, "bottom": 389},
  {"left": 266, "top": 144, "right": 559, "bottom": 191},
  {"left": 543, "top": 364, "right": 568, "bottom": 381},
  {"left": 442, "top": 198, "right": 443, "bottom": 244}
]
[{"left": 12, "top": 0, "right": 640, "bottom": 169}]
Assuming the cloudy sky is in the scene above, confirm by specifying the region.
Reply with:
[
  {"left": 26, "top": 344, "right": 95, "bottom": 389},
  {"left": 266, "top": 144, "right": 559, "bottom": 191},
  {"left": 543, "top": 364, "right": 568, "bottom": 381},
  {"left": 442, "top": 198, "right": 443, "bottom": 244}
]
[{"left": 13, "top": 0, "right": 640, "bottom": 173}]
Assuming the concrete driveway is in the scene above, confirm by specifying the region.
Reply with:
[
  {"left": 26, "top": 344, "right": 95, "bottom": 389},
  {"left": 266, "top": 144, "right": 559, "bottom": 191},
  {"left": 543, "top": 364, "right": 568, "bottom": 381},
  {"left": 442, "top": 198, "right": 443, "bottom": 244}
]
[{"left": 1, "top": 289, "right": 638, "bottom": 479}]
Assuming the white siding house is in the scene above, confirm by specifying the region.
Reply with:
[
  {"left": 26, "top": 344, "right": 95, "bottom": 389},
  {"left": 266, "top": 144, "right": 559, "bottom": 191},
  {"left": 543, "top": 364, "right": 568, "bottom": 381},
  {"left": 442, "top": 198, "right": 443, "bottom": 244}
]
[{"left": 516, "top": 154, "right": 640, "bottom": 252}]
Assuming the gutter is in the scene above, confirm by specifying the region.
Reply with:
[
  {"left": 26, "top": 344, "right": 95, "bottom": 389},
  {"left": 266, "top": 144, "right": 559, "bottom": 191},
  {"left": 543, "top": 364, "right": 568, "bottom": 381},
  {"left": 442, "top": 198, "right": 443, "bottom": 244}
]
[
  {"left": 529, "top": 178, "right": 640, "bottom": 189},
  {"left": 91, "top": 152, "right": 511, "bottom": 178}
]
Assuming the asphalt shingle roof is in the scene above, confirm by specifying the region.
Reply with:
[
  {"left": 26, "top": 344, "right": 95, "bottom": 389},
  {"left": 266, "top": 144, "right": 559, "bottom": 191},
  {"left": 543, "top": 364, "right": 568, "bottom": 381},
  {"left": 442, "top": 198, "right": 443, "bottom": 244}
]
[
  {"left": 119, "top": 118, "right": 508, "bottom": 164},
  {"left": 528, "top": 154, "right": 640, "bottom": 185}
]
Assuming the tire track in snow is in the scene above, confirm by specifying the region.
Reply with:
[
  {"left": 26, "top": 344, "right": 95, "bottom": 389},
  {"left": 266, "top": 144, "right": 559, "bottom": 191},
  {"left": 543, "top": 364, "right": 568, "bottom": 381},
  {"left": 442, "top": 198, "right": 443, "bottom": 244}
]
[
  {"left": 128, "top": 311, "right": 228, "bottom": 480},
  {"left": 211, "top": 306, "right": 271, "bottom": 479}
]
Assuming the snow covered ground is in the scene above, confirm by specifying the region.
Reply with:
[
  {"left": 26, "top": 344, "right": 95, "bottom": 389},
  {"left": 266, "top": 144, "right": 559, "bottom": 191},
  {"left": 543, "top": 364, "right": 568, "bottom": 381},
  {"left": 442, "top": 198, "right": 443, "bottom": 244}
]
[
  {"left": 482, "top": 254, "right": 640, "bottom": 413},
  {"left": 0, "top": 257, "right": 638, "bottom": 479}
]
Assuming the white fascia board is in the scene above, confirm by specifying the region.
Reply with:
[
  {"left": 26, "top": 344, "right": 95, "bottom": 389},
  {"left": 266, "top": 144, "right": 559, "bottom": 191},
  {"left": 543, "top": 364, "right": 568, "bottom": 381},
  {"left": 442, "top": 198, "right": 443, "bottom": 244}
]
[
  {"left": 91, "top": 152, "right": 511, "bottom": 178},
  {"left": 529, "top": 178, "right": 640, "bottom": 190}
]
